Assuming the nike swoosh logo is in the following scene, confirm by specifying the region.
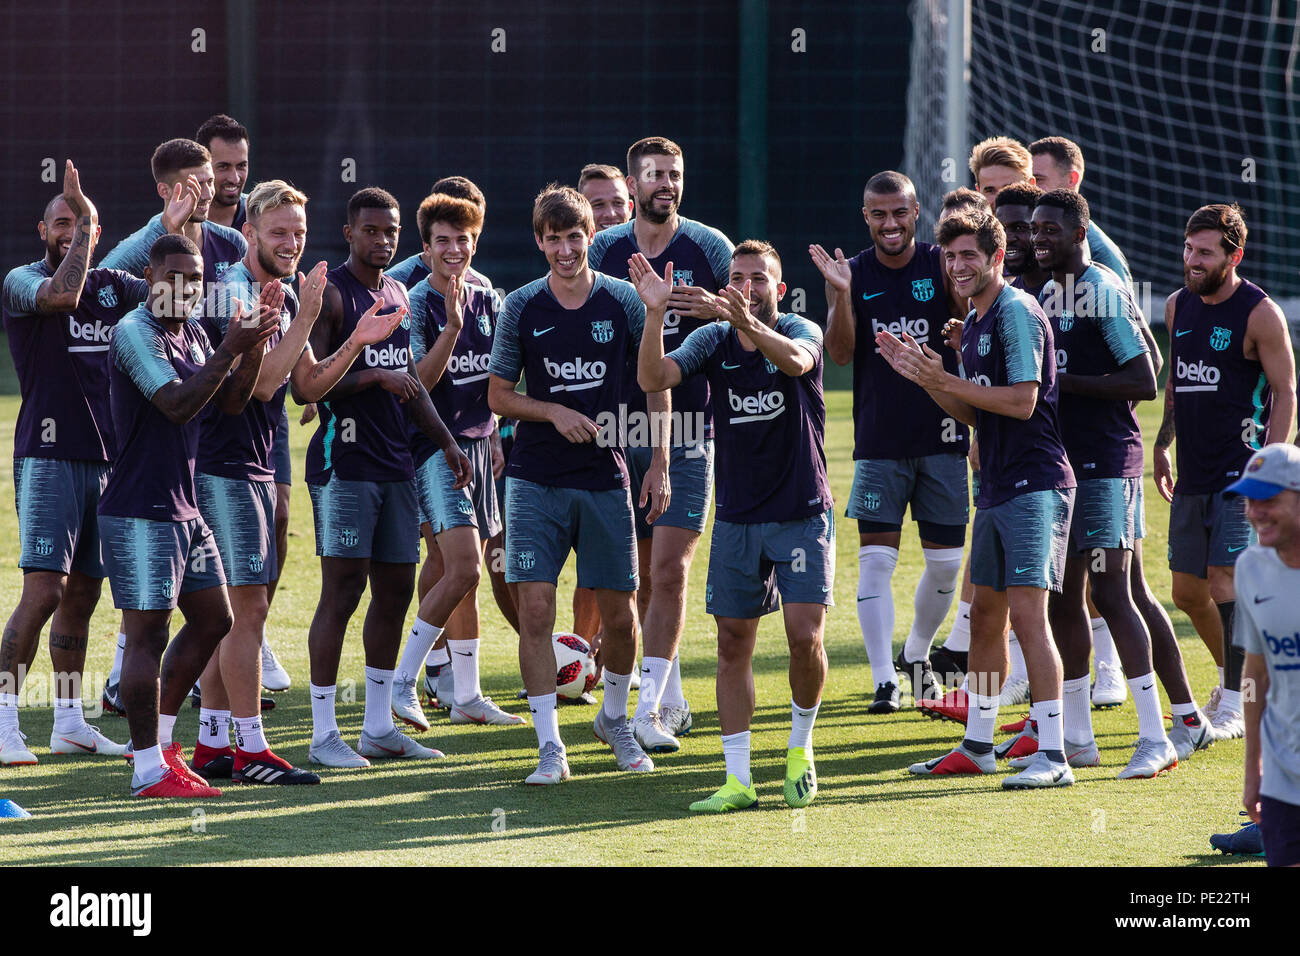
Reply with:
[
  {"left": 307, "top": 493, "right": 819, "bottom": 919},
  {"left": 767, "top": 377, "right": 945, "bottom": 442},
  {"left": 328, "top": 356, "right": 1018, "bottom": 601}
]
[
  {"left": 1254, "top": 595, "right": 1274, "bottom": 603},
  {"left": 368, "top": 678, "right": 384, "bottom": 684},
  {"left": 1227, "top": 545, "right": 1247, "bottom": 553},
  {"left": 532, "top": 327, "right": 555, "bottom": 336},
  {"left": 862, "top": 292, "right": 884, "bottom": 301},
  {"left": 687, "top": 510, "right": 703, "bottom": 517},
  {"left": 313, "top": 694, "right": 327, "bottom": 699},
  {"left": 938, "top": 587, "right": 954, "bottom": 594},
  {"left": 369, "top": 742, "right": 404, "bottom": 755},
  {"left": 978, "top": 705, "right": 995, "bottom": 711},
  {"left": 1141, "top": 684, "right": 1153, "bottom": 691},
  {"left": 530, "top": 708, "right": 538, "bottom": 714},
  {"left": 821, "top": 586, "right": 831, "bottom": 593},
  {"left": 722, "top": 362, "right": 740, "bottom": 369},
  {"left": 58, "top": 737, "right": 97, "bottom": 753},
  {"left": 1014, "top": 567, "right": 1032, "bottom": 574},
  {"left": 1175, "top": 329, "right": 1192, "bottom": 337},
  {"left": 857, "top": 595, "right": 880, "bottom": 602},
  {"left": 454, "top": 651, "right": 473, "bottom": 657},
  {"left": 1086, "top": 528, "right": 1102, "bottom": 537},
  {"left": 1047, "top": 712, "right": 1060, "bottom": 718}
]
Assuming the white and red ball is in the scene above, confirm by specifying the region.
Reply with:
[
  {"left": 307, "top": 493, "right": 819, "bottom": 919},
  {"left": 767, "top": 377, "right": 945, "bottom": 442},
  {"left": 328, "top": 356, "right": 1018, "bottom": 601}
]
[{"left": 553, "top": 632, "right": 596, "bottom": 699}]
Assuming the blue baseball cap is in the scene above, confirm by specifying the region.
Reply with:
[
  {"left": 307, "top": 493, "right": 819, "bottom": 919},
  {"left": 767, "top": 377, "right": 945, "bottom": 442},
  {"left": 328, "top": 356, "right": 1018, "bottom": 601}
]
[{"left": 1225, "top": 443, "right": 1300, "bottom": 499}]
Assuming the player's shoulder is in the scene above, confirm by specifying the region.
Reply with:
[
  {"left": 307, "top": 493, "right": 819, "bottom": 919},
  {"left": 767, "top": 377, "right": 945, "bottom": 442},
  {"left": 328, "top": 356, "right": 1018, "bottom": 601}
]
[
  {"left": 676, "top": 216, "right": 734, "bottom": 253},
  {"left": 112, "top": 304, "right": 160, "bottom": 345},
  {"left": 592, "top": 270, "right": 643, "bottom": 316},
  {"left": 1234, "top": 545, "right": 1278, "bottom": 589},
  {"left": 380, "top": 273, "right": 410, "bottom": 304},
  {"left": 588, "top": 222, "right": 634, "bottom": 266},
  {"left": 3, "top": 260, "right": 48, "bottom": 291},
  {"left": 502, "top": 275, "right": 551, "bottom": 314},
  {"left": 204, "top": 219, "right": 247, "bottom": 252},
  {"left": 777, "top": 312, "right": 823, "bottom": 340}
]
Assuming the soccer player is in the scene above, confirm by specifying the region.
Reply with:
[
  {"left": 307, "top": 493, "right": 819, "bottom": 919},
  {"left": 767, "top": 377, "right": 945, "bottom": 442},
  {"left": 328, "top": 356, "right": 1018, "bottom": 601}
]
[
  {"left": 0, "top": 163, "right": 140, "bottom": 764},
  {"left": 487, "top": 184, "right": 666, "bottom": 784},
  {"left": 1154, "top": 204, "right": 1296, "bottom": 739},
  {"left": 995, "top": 182, "right": 1048, "bottom": 298},
  {"left": 579, "top": 164, "right": 633, "bottom": 231},
  {"left": 1024, "top": 189, "right": 1182, "bottom": 777},
  {"left": 939, "top": 187, "right": 988, "bottom": 220},
  {"left": 968, "top": 136, "right": 1034, "bottom": 208},
  {"left": 1223, "top": 443, "right": 1300, "bottom": 867},
  {"left": 588, "top": 136, "right": 734, "bottom": 753},
  {"left": 99, "top": 233, "right": 279, "bottom": 797},
  {"left": 1028, "top": 137, "right": 1132, "bottom": 286},
  {"left": 194, "top": 112, "right": 293, "bottom": 693},
  {"left": 101, "top": 138, "right": 246, "bottom": 285},
  {"left": 812, "top": 171, "right": 969, "bottom": 713},
  {"left": 195, "top": 114, "right": 250, "bottom": 232},
  {"left": 189, "top": 180, "right": 407, "bottom": 783},
  {"left": 880, "top": 210, "right": 1077, "bottom": 789},
  {"left": 636, "top": 241, "right": 832, "bottom": 812},
  {"left": 389, "top": 193, "right": 522, "bottom": 729},
  {"left": 300, "top": 187, "right": 470, "bottom": 768}
]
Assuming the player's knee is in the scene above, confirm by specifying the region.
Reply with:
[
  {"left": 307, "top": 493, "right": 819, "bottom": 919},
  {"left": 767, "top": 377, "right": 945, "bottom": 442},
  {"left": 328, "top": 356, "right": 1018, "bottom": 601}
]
[
  {"left": 20, "top": 574, "right": 66, "bottom": 620},
  {"left": 787, "top": 629, "right": 824, "bottom": 661},
  {"left": 1170, "top": 579, "right": 1207, "bottom": 614},
  {"left": 1088, "top": 573, "right": 1133, "bottom": 620},
  {"left": 649, "top": 555, "right": 689, "bottom": 596},
  {"left": 443, "top": 557, "right": 481, "bottom": 599},
  {"left": 600, "top": 601, "right": 636, "bottom": 640}
]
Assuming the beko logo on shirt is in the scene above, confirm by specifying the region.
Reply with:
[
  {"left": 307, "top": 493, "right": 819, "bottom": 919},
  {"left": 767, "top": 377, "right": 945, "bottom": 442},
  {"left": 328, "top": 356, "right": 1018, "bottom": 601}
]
[
  {"left": 1262, "top": 629, "right": 1300, "bottom": 667},
  {"left": 1056, "top": 348, "right": 1068, "bottom": 373},
  {"left": 363, "top": 343, "right": 410, "bottom": 368},
  {"left": 68, "top": 316, "right": 112, "bottom": 351},
  {"left": 545, "top": 356, "right": 606, "bottom": 392},
  {"left": 1174, "top": 357, "right": 1220, "bottom": 392},
  {"left": 448, "top": 350, "right": 491, "bottom": 381},
  {"left": 727, "top": 387, "right": 785, "bottom": 423},
  {"left": 871, "top": 316, "right": 928, "bottom": 349},
  {"left": 971, "top": 373, "right": 993, "bottom": 387}
]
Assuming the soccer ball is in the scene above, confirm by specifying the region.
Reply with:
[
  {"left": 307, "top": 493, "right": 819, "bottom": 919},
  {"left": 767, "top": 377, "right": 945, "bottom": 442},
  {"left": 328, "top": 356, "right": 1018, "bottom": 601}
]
[{"left": 553, "top": 632, "right": 596, "bottom": 699}]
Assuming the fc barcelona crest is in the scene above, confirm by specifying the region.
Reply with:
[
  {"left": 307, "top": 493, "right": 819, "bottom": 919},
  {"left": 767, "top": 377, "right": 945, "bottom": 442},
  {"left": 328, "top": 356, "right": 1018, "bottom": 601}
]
[
  {"left": 1210, "top": 326, "right": 1231, "bottom": 351},
  {"left": 591, "top": 320, "right": 614, "bottom": 344},
  {"left": 911, "top": 278, "right": 935, "bottom": 302},
  {"left": 1058, "top": 312, "right": 1074, "bottom": 333},
  {"left": 517, "top": 550, "right": 536, "bottom": 570},
  {"left": 864, "top": 492, "right": 881, "bottom": 512},
  {"left": 764, "top": 357, "right": 778, "bottom": 374},
  {"left": 478, "top": 313, "right": 492, "bottom": 336},
  {"left": 339, "top": 527, "right": 359, "bottom": 548},
  {"left": 249, "top": 553, "right": 264, "bottom": 574},
  {"left": 189, "top": 342, "right": 206, "bottom": 363},
  {"left": 96, "top": 286, "right": 118, "bottom": 309},
  {"left": 34, "top": 536, "right": 54, "bottom": 557},
  {"left": 977, "top": 332, "right": 991, "bottom": 357}
]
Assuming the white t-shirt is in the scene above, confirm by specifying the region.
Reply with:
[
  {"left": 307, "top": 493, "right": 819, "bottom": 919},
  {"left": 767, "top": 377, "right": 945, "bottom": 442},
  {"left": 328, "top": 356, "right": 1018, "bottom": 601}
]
[{"left": 1233, "top": 545, "right": 1300, "bottom": 805}]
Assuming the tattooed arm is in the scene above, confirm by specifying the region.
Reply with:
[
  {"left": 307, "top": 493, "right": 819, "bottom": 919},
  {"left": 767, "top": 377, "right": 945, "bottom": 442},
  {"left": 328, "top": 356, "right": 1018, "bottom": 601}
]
[
  {"left": 35, "top": 161, "right": 98, "bottom": 313},
  {"left": 289, "top": 282, "right": 408, "bottom": 404}
]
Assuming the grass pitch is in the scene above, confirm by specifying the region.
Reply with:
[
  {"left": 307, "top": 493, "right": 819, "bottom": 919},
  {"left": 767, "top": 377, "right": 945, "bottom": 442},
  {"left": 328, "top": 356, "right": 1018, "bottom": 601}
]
[{"left": 0, "top": 377, "right": 1263, "bottom": 866}]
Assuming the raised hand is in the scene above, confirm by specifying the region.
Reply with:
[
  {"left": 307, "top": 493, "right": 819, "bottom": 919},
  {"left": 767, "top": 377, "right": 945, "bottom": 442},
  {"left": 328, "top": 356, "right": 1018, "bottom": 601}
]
[
  {"left": 942, "top": 318, "right": 964, "bottom": 352},
  {"left": 443, "top": 271, "right": 464, "bottom": 332},
  {"left": 353, "top": 302, "right": 406, "bottom": 346},
  {"left": 809, "top": 244, "right": 851, "bottom": 292},
  {"left": 62, "top": 160, "right": 95, "bottom": 222},
  {"left": 666, "top": 284, "right": 717, "bottom": 319},
  {"left": 256, "top": 272, "right": 286, "bottom": 324},
  {"left": 296, "top": 261, "right": 329, "bottom": 322},
  {"left": 162, "top": 180, "right": 197, "bottom": 234},
  {"left": 717, "top": 281, "right": 755, "bottom": 331},
  {"left": 629, "top": 254, "right": 672, "bottom": 312},
  {"left": 225, "top": 301, "right": 281, "bottom": 354}
]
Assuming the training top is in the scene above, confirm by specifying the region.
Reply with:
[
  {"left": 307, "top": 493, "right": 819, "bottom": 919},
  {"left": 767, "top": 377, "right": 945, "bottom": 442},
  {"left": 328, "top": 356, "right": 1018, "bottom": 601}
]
[
  {"left": 3, "top": 261, "right": 148, "bottom": 462},
  {"left": 101, "top": 216, "right": 246, "bottom": 286},
  {"left": 960, "top": 283, "right": 1074, "bottom": 508},
  {"left": 667, "top": 314, "right": 831, "bottom": 524},
  {"left": 489, "top": 272, "right": 643, "bottom": 491},
  {"left": 1169, "top": 279, "right": 1271, "bottom": 494},
  {"left": 848, "top": 241, "right": 968, "bottom": 460}
]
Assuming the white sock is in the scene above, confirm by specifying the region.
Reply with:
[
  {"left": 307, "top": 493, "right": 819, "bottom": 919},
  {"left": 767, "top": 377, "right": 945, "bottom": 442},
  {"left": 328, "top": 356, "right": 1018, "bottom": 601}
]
[
  {"left": 529, "top": 693, "right": 561, "bottom": 749},
  {"left": 133, "top": 744, "right": 166, "bottom": 784},
  {"left": 634, "top": 656, "right": 672, "bottom": 719},
  {"left": 602, "top": 671, "right": 631, "bottom": 720},
  {"left": 789, "top": 698, "right": 820, "bottom": 751},
  {"left": 660, "top": 654, "right": 685, "bottom": 709},
  {"left": 0, "top": 694, "right": 18, "bottom": 733},
  {"left": 1220, "top": 688, "right": 1242, "bottom": 715},
  {"left": 53, "top": 697, "right": 86, "bottom": 734},
  {"left": 309, "top": 683, "right": 338, "bottom": 744},
  {"left": 363, "top": 666, "right": 396, "bottom": 737},
  {"left": 1091, "top": 616, "right": 1121, "bottom": 672},
  {"left": 233, "top": 715, "right": 268, "bottom": 753},
  {"left": 158, "top": 712, "right": 176, "bottom": 747},
  {"left": 198, "top": 707, "right": 230, "bottom": 748},
  {"left": 966, "top": 692, "right": 999, "bottom": 745},
  {"left": 426, "top": 643, "right": 450, "bottom": 669},
  {"left": 400, "top": 618, "right": 443, "bottom": 681},
  {"left": 944, "top": 600, "right": 972, "bottom": 653},
  {"left": 1007, "top": 630, "right": 1028, "bottom": 683},
  {"left": 721, "top": 730, "right": 751, "bottom": 787},
  {"left": 1062, "top": 676, "right": 1092, "bottom": 743},
  {"left": 1127, "top": 672, "right": 1165, "bottom": 740},
  {"left": 857, "top": 545, "right": 899, "bottom": 688},
  {"left": 904, "top": 547, "right": 964, "bottom": 661},
  {"left": 449, "top": 639, "right": 481, "bottom": 705},
  {"left": 109, "top": 632, "right": 127, "bottom": 684},
  {"left": 1171, "top": 700, "right": 1198, "bottom": 718},
  {"left": 1033, "top": 699, "right": 1065, "bottom": 755}
]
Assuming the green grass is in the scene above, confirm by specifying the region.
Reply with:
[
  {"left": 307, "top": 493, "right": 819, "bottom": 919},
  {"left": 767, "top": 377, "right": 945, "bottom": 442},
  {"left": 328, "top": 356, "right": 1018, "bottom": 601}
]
[{"left": 0, "top": 384, "right": 1261, "bottom": 867}]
